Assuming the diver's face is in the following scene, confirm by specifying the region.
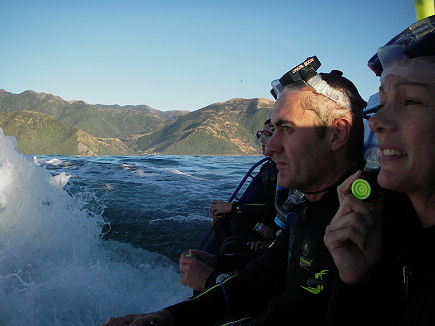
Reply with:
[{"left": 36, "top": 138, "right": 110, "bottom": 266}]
[
  {"left": 369, "top": 74, "right": 435, "bottom": 195},
  {"left": 266, "top": 89, "right": 331, "bottom": 190},
  {"left": 260, "top": 123, "right": 274, "bottom": 155}
]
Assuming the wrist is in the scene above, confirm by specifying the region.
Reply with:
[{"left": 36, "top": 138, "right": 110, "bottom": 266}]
[
  {"left": 205, "top": 270, "right": 230, "bottom": 288},
  {"left": 216, "top": 272, "right": 230, "bottom": 283}
]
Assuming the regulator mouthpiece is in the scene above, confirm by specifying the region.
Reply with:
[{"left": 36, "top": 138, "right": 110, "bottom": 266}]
[{"left": 352, "top": 147, "right": 382, "bottom": 201}]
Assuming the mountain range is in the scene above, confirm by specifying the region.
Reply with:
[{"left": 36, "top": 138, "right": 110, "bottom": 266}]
[{"left": 0, "top": 89, "right": 274, "bottom": 156}]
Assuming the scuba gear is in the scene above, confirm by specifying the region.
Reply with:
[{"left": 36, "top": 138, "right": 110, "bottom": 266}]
[
  {"left": 256, "top": 129, "right": 273, "bottom": 139},
  {"left": 367, "top": 15, "right": 435, "bottom": 78},
  {"left": 199, "top": 157, "right": 270, "bottom": 254},
  {"left": 270, "top": 56, "right": 351, "bottom": 108},
  {"left": 270, "top": 56, "right": 320, "bottom": 99},
  {"left": 351, "top": 147, "right": 382, "bottom": 201},
  {"left": 274, "top": 185, "right": 305, "bottom": 229},
  {"left": 254, "top": 222, "right": 262, "bottom": 232},
  {"left": 362, "top": 92, "right": 381, "bottom": 120}
]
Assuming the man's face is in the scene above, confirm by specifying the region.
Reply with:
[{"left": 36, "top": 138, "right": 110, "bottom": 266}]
[
  {"left": 260, "top": 123, "right": 274, "bottom": 155},
  {"left": 265, "top": 89, "right": 332, "bottom": 191}
]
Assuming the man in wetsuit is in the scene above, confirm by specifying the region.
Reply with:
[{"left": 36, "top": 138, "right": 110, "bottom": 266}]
[
  {"left": 209, "top": 119, "right": 279, "bottom": 255},
  {"left": 101, "top": 56, "right": 366, "bottom": 326},
  {"left": 178, "top": 120, "right": 279, "bottom": 293}
]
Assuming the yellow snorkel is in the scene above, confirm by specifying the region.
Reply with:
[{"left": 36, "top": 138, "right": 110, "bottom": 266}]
[{"left": 415, "top": 0, "right": 434, "bottom": 21}]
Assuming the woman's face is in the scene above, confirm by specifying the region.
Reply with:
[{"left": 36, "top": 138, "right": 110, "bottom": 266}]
[{"left": 369, "top": 73, "right": 435, "bottom": 195}]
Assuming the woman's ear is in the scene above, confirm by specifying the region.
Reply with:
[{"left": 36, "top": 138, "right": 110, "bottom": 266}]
[{"left": 329, "top": 118, "right": 351, "bottom": 152}]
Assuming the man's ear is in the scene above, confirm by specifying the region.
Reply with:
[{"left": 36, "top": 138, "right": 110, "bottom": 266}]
[{"left": 329, "top": 118, "right": 351, "bottom": 152}]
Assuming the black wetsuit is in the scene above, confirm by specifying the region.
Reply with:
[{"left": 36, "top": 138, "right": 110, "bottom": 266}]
[
  {"left": 325, "top": 193, "right": 435, "bottom": 326},
  {"left": 214, "top": 159, "right": 278, "bottom": 254},
  {"left": 166, "top": 190, "right": 340, "bottom": 326}
]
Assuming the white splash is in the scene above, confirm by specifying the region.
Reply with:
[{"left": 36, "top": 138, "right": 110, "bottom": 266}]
[
  {"left": 165, "top": 168, "right": 206, "bottom": 181},
  {"left": 0, "top": 129, "right": 190, "bottom": 326},
  {"left": 149, "top": 213, "right": 209, "bottom": 224},
  {"left": 49, "top": 171, "right": 71, "bottom": 188}
]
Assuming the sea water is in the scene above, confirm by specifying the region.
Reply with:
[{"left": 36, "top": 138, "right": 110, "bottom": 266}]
[{"left": 0, "top": 129, "right": 262, "bottom": 325}]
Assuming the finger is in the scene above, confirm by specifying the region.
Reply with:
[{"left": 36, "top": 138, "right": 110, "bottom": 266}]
[
  {"left": 329, "top": 195, "right": 372, "bottom": 227},
  {"left": 324, "top": 222, "right": 368, "bottom": 252},
  {"left": 337, "top": 170, "right": 362, "bottom": 203},
  {"left": 179, "top": 251, "right": 190, "bottom": 263},
  {"left": 326, "top": 211, "right": 370, "bottom": 237},
  {"left": 344, "top": 195, "right": 374, "bottom": 227},
  {"left": 189, "top": 249, "right": 205, "bottom": 260}
]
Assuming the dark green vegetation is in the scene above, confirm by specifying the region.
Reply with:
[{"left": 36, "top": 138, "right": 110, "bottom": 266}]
[{"left": 0, "top": 89, "right": 274, "bottom": 156}]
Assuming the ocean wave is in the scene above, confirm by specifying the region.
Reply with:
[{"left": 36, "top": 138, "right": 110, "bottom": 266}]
[
  {"left": 0, "top": 130, "right": 192, "bottom": 326},
  {"left": 149, "top": 213, "right": 209, "bottom": 224},
  {"left": 164, "top": 168, "right": 206, "bottom": 181}
]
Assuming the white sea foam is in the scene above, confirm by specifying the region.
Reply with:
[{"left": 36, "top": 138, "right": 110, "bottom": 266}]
[
  {"left": 120, "top": 163, "right": 131, "bottom": 170},
  {"left": 149, "top": 213, "right": 209, "bottom": 224},
  {"left": 165, "top": 168, "right": 206, "bottom": 181},
  {"left": 33, "top": 156, "right": 66, "bottom": 166},
  {"left": 0, "top": 129, "right": 190, "bottom": 326},
  {"left": 49, "top": 171, "right": 72, "bottom": 188}
]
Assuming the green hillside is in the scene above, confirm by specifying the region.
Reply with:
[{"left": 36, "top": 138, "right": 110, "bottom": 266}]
[
  {"left": 0, "top": 111, "right": 131, "bottom": 155},
  {"left": 136, "top": 98, "right": 274, "bottom": 155},
  {"left": 0, "top": 89, "right": 187, "bottom": 138},
  {"left": 0, "top": 89, "right": 275, "bottom": 156}
]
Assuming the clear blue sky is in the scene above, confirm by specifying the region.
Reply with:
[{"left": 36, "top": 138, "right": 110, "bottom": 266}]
[{"left": 0, "top": 0, "right": 418, "bottom": 111}]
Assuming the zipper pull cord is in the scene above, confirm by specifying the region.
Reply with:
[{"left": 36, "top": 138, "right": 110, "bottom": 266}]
[{"left": 402, "top": 265, "right": 411, "bottom": 300}]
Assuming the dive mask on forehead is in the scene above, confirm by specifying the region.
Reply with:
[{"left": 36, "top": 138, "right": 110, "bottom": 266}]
[
  {"left": 270, "top": 56, "right": 351, "bottom": 107},
  {"left": 368, "top": 15, "right": 435, "bottom": 77},
  {"left": 270, "top": 56, "right": 320, "bottom": 100}
]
